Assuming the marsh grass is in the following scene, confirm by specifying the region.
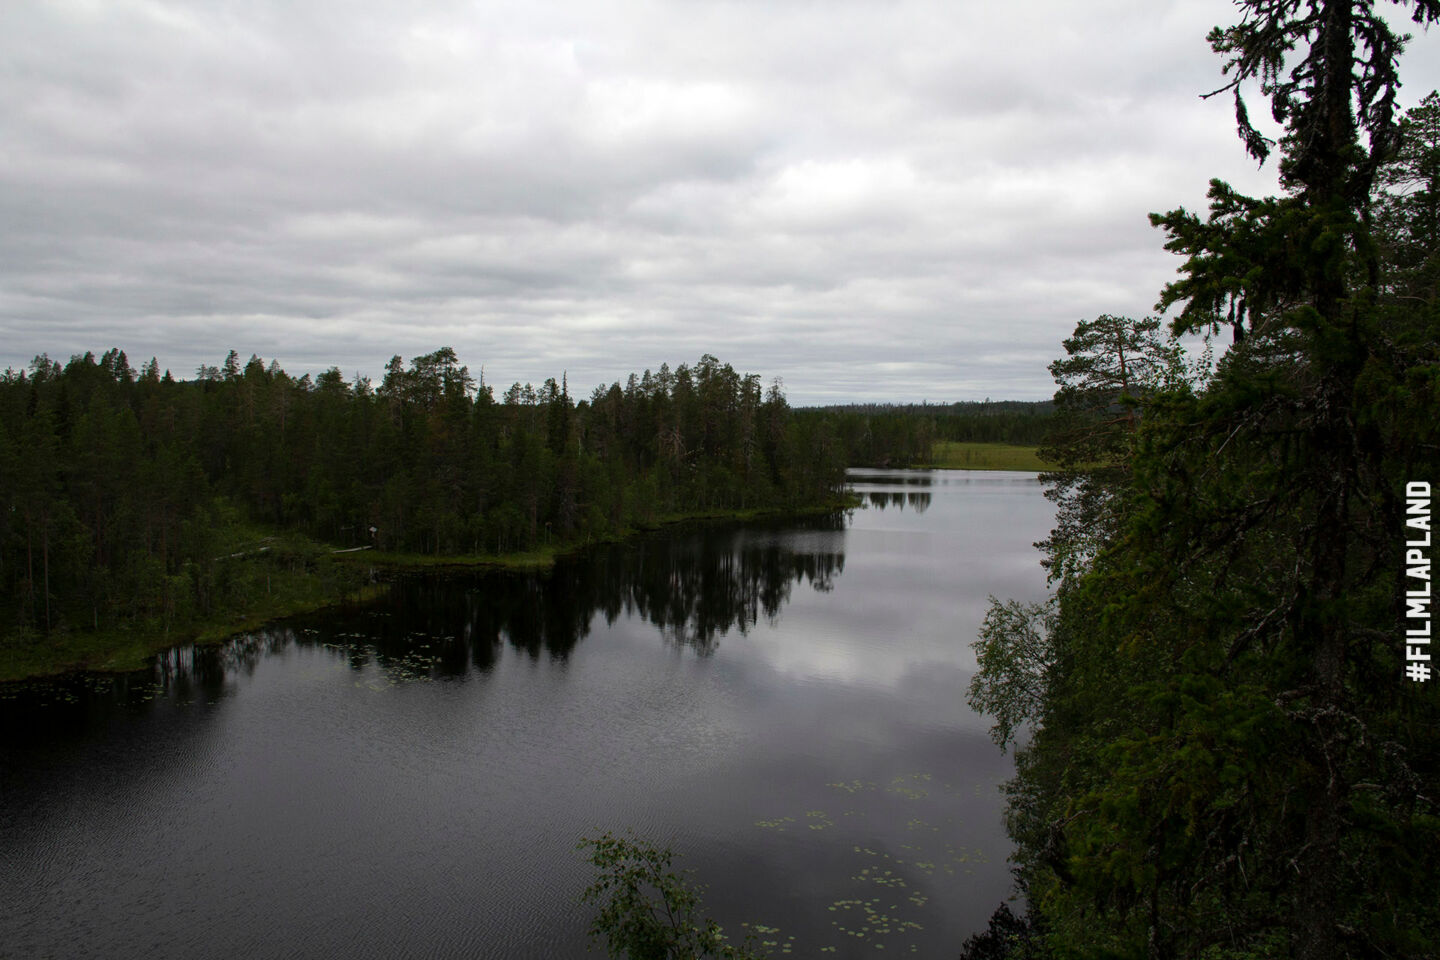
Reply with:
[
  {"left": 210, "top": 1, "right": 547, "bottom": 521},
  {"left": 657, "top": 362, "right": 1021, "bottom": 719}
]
[{"left": 924, "top": 441, "right": 1053, "bottom": 471}]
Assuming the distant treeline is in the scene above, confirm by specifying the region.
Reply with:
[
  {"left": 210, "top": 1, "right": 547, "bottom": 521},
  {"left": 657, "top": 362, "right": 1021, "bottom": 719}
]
[
  {"left": 798, "top": 400, "right": 1054, "bottom": 466},
  {"left": 0, "top": 348, "right": 846, "bottom": 642}
]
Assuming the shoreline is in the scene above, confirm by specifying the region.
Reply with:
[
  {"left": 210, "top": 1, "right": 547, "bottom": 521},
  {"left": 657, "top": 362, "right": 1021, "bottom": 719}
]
[
  {"left": 0, "top": 498, "right": 856, "bottom": 685},
  {"left": 343, "top": 498, "right": 856, "bottom": 572}
]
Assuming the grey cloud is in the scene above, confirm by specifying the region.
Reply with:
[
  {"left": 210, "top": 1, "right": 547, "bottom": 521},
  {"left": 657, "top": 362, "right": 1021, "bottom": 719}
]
[{"left": 2, "top": 0, "right": 1436, "bottom": 402}]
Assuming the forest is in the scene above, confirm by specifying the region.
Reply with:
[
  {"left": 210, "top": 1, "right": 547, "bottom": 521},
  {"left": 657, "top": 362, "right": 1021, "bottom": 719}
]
[
  {"left": 0, "top": 351, "right": 852, "bottom": 673},
  {"left": 960, "top": 2, "right": 1440, "bottom": 959},
  {"left": 5, "top": 2, "right": 1439, "bottom": 957},
  {"left": 798, "top": 401, "right": 1055, "bottom": 467}
]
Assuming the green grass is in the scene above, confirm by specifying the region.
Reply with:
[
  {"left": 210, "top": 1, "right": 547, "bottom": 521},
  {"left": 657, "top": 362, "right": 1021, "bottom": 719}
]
[
  {"left": 649, "top": 498, "right": 859, "bottom": 526},
  {"left": 0, "top": 580, "right": 390, "bottom": 684},
  {"left": 923, "top": 441, "right": 1055, "bottom": 471},
  {"left": 338, "top": 546, "right": 563, "bottom": 572},
  {"left": 0, "top": 520, "right": 386, "bottom": 683},
  {"left": 339, "top": 498, "right": 858, "bottom": 573}
]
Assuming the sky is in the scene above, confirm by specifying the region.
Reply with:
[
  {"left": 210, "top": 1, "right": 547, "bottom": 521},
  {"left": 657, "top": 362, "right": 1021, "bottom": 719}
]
[{"left": 2, "top": 1, "right": 1437, "bottom": 404}]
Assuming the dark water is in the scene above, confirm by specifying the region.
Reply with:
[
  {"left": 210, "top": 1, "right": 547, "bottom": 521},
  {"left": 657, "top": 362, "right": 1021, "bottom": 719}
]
[{"left": 0, "top": 469, "right": 1053, "bottom": 960}]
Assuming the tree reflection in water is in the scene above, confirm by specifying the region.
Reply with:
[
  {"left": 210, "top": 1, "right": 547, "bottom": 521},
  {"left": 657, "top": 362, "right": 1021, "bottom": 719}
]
[
  {"left": 270, "top": 513, "right": 849, "bottom": 675},
  {"left": 862, "top": 490, "right": 931, "bottom": 513}
]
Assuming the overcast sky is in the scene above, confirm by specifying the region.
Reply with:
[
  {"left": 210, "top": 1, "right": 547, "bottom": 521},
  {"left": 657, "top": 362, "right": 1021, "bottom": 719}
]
[{"left": 2, "top": 1, "right": 1436, "bottom": 403}]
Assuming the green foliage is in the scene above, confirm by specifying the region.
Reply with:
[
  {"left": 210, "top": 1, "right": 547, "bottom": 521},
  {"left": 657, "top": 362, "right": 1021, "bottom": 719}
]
[
  {"left": 973, "top": 5, "right": 1440, "bottom": 959},
  {"left": 799, "top": 401, "right": 1056, "bottom": 468},
  {"left": 968, "top": 597, "right": 1055, "bottom": 749},
  {"left": 578, "top": 832, "right": 766, "bottom": 960},
  {"left": 0, "top": 350, "right": 846, "bottom": 677},
  {"left": 1375, "top": 90, "right": 1440, "bottom": 304},
  {"left": 1036, "top": 314, "right": 1193, "bottom": 587},
  {"left": 957, "top": 903, "right": 1039, "bottom": 960}
]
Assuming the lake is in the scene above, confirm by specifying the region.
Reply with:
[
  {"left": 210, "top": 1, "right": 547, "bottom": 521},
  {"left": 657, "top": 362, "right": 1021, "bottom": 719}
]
[{"left": 0, "top": 469, "right": 1054, "bottom": 959}]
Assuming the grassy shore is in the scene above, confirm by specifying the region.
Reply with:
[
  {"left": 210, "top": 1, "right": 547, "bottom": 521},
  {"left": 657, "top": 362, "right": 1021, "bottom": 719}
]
[
  {"left": 340, "top": 498, "right": 857, "bottom": 573},
  {"left": 922, "top": 441, "right": 1055, "bottom": 471},
  {"left": 1, "top": 499, "right": 854, "bottom": 684},
  {"left": 0, "top": 580, "right": 390, "bottom": 684},
  {"left": 0, "top": 578, "right": 393, "bottom": 682}
]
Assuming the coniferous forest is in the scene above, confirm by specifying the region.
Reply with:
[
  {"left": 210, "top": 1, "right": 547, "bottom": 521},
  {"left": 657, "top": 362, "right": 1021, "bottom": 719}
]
[
  {"left": 4, "top": 2, "right": 1440, "bottom": 959},
  {"left": 797, "top": 401, "right": 1056, "bottom": 468},
  {"left": 961, "top": 4, "right": 1440, "bottom": 959},
  {"left": 0, "top": 350, "right": 847, "bottom": 669}
]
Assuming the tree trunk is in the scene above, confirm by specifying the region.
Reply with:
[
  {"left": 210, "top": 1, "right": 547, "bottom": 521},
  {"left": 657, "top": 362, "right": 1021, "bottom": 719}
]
[
  {"left": 42, "top": 513, "right": 50, "bottom": 634},
  {"left": 1292, "top": 366, "right": 1356, "bottom": 960}
]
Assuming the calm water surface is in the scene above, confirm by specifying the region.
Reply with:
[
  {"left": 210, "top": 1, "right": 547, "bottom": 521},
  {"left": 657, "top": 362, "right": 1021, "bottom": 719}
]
[{"left": 0, "top": 469, "right": 1053, "bottom": 959}]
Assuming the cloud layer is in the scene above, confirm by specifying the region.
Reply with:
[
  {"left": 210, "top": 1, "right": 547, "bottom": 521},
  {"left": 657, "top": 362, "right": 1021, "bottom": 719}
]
[{"left": 3, "top": 0, "right": 1436, "bottom": 402}]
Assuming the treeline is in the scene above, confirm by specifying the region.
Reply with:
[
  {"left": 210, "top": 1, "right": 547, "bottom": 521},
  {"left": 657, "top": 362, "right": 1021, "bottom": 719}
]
[
  {"left": 0, "top": 351, "right": 847, "bottom": 644},
  {"left": 963, "top": 14, "right": 1440, "bottom": 960},
  {"left": 799, "top": 400, "right": 1055, "bottom": 467}
]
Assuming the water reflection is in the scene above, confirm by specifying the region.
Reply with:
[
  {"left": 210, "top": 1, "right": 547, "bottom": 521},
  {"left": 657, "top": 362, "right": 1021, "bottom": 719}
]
[
  {"left": 279, "top": 514, "right": 846, "bottom": 677},
  {"left": 0, "top": 515, "right": 849, "bottom": 719},
  {"left": 863, "top": 490, "right": 932, "bottom": 512},
  {"left": 851, "top": 471, "right": 934, "bottom": 486},
  {"left": 0, "top": 474, "right": 1054, "bottom": 960}
]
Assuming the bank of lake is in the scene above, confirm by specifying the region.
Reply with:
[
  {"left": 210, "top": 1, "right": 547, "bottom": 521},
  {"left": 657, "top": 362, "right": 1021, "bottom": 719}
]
[{"left": 0, "top": 498, "right": 859, "bottom": 683}]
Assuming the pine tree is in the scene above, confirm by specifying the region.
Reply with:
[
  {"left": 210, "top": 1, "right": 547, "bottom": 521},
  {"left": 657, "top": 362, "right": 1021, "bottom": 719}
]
[{"left": 971, "top": 4, "right": 1440, "bottom": 958}]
